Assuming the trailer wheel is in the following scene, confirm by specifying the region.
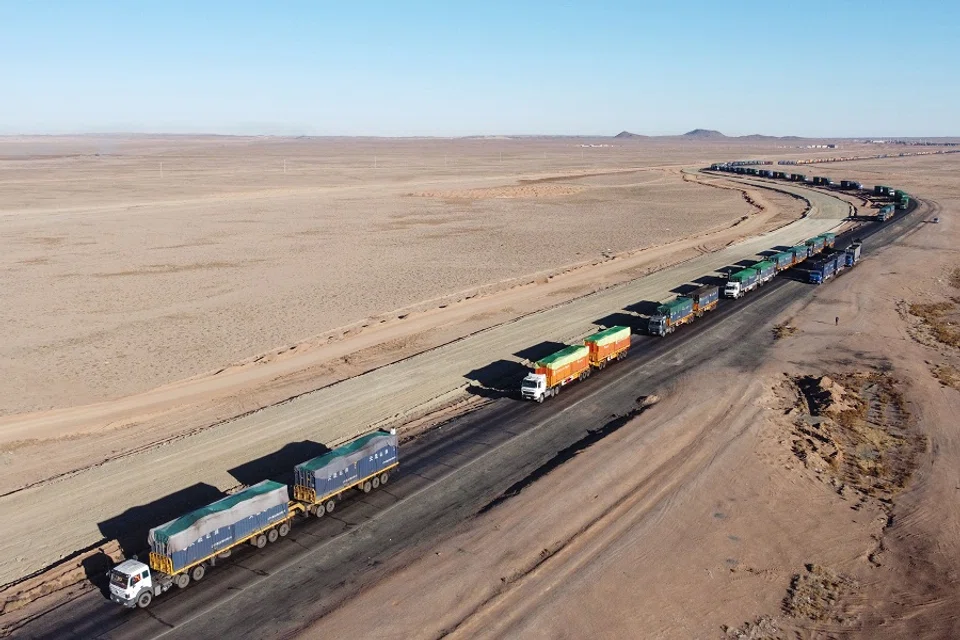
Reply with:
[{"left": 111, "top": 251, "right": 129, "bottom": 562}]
[
  {"left": 362, "top": 480, "right": 373, "bottom": 494},
  {"left": 216, "top": 549, "right": 232, "bottom": 560},
  {"left": 315, "top": 504, "right": 325, "bottom": 518},
  {"left": 254, "top": 534, "right": 267, "bottom": 549},
  {"left": 278, "top": 522, "right": 291, "bottom": 537},
  {"left": 191, "top": 565, "right": 206, "bottom": 582},
  {"left": 379, "top": 471, "right": 390, "bottom": 485},
  {"left": 267, "top": 528, "right": 279, "bottom": 544},
  {"left": 175, "top": 573, "right": 190, "bottom": 589},
  {"left": 372, "top": 476, "right": 381, "bottom": 490},
  {"left": 136, "top": 590, "right": 154, "bottom": 609},
  {"left": 324, "top": 499, "right": 336, "bottom": 514}
]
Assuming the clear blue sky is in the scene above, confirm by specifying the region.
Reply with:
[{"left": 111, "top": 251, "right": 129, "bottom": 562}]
[{"left": 1, "top": 1, "right": 956, "bottom": 137}]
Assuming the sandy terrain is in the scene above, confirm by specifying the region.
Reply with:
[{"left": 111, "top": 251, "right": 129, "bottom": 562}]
[
  {"left": 295, "top": 158, "right": 960, "bottom": 638},
  {"left": 2, "top": 135, "right": 956, "bottom": 637}
]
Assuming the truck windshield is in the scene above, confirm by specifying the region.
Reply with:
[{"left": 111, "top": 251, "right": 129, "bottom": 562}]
[
  {"left": 110, "top": 571, "right": 130, "bottom": 589},
  {"left": 521, "top": 380, "right": 539, "bottom": 389}
]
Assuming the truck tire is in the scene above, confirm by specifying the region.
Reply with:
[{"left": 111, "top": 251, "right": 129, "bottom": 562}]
[
  {"left": 372, "top": 475, "right": 381, "bottom": 490},
  {"left": 536, "top": 395, "right": 544, "bottom": 403},
  {"left": 379, "top": 471, "right": 390, "bottom": 485},
  {"left": 324, "top": 499, "right": 336, "bottom": 514},
  {"left": 315, "top": 504, "right": 325, "bottom": 518},
  {"left": 217, "top": 549, "right": 232, "bottom": 560},
  {"left": 362, "top": 480, "right": 372, "bottom": 494},
  {"left": 136, "top": 590, "right": 153, "bottom": 608},
  {"left": 254, "top": 534, "right": 267, "bottom": 549},
  {"left": 268, "top": 528, "right": 280, "bottom": 543},
  {"left": 191, "top": 565, "right": 206, "bottom": 582},
  {"left": 175, "top": 573, "right": 190, "bottom": 589},
  {"left": 278, "top": 522, "right": 291, "bottom": 537}
]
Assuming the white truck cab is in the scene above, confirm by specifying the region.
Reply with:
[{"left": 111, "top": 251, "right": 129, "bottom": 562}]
[
  {"left": 521, "top": 373, "right": 547, "bottom": 402},
  {"left": 109, "top": 559, "right": 156, "bottom": 608},
  {"left": 723, "top": 280, "right": 743, "bottom": 299}
]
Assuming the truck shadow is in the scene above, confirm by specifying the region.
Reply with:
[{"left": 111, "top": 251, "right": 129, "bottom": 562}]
[
  {"left": 691, "top": 274, "right": 727, "bottom": 288},
  {"left": 81, "top": 550, "right": 115, "bottom": 599},
  {"left": 624, "top": 300, "right": 660, "bottom": 317},
  {"left": 228, "top": 440, "right": 329, "bottom": 487},
  {"left": 513, "top": 341, "right": 568, "bottom": 363},
  {"left": 464, "top": 360, "right": 529, "bottom": 399},
  {"left": 98, "top": 483, "right": 224, "bottom": 561},
  {"left": 593, "top": 312, "right": 641, "bottom": 334}
]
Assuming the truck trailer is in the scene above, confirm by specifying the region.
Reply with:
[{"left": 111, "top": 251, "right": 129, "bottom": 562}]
[
  {"left": 723, "top": 268, "right": 760, "bottom": 299},
  {"left": 521, "top": 344, "right": 590, "bottom": 402},
  {"left": 294, "top": 430, "right": 398, "bottom": 517},
  {"left": 791, "top": 245, "right": 810, "bottom": 264},
  {"left": 583, "top": 326, "right": 631, "bottom": 369},
  {"left": 772, "top": 251, "right": 795, "bottom": 272},
  {"left": 648, "top": 297, "right": 695, "bottom": 336},
  {"left": 818, "top": 232, "right": 836, "bottom": 249},
  {"left": 681, "top": 284, "right": 719, "bottom": 317},
  {"left": 109, "top": 481, "right": 304, "bottom": 609},
  {"left": 805, "top": 236, "right": 826, "bottom": 255},
  {"left": 752, "top": 260, "right": 776, "bottom": 285}
]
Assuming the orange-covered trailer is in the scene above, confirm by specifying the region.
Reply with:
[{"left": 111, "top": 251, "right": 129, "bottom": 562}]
[{"left": 583, "top": 326, "right": 631, "bottom": 369}]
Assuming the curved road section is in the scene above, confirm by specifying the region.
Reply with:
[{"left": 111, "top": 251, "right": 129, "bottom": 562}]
[{"left": 0, "top": 174, "right": 850, "bottom": 588}]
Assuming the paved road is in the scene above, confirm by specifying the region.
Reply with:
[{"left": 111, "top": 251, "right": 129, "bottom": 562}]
[
  {"left": 15, "top": 197, "right": 925, "bottom": 639},
  {"left": 0, "top": 175, "right": 851, "bottom": 588}
]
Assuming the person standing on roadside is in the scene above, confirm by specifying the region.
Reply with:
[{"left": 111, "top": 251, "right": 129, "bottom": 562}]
[{"left": 835, "top": 316, "right": 839, "bottom": 326}]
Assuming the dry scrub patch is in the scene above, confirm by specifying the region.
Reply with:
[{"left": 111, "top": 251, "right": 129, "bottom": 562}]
[
  {"left": 721, "top": 615, "right": 783, "bottom": 640},
  {"left": 786, "top": 373, "right": 923, "bottom": 506},
  {"left": 772, "top": 322, "right": 798, "bottom": 340},
  {"left": 931, "top": 363, "right": 960, "bottom": 391},
  {"left": 907, "top": 300, "right": 960, "bottom": 349},
  {"left": 782, "top": 564, "right": 859, "bottom": 623}
]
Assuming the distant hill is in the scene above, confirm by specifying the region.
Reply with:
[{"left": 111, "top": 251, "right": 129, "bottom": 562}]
[
  {"left": 613, "top": 130, "right": 646, "bottom": 138},
  {"left": 683, "top": 129, "right": 726, "bottom": 139}
]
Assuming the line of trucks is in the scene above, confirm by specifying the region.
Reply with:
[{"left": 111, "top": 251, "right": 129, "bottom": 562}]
[
  {"left": 520, "top": 232, "right": 863, "bottom": 401},
  {"left": 109, "top": 430, "right": 399, "bottom": 608},
  {"left": 105, "top": 176, "right": 894, "bottom": 612},
  {"left": 707, "top": 163, "right": 911, "bottom": 217}
]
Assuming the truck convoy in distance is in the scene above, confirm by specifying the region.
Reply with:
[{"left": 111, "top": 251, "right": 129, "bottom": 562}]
[
  {"left": 109, "top": 430, "right": 399, "bottom": 609},
  {"left": 521, "top": 326, "right": 630, "bottom": 401}
]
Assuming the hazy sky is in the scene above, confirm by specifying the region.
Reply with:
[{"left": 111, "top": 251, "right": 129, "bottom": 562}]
[{"left": 1, "top": 1, "right": 956, "bottom": 137}]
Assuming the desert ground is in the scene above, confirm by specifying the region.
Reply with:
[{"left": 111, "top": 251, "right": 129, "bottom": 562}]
[{"left": 2, "top": 135, "right": 959, "bottom": 638}]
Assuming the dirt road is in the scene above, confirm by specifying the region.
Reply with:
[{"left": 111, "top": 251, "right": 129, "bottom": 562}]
[{"left": 0, "top": 177, "right": 848, "bottom": 589}]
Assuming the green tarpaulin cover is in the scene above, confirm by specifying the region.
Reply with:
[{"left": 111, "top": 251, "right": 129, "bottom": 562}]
[
  {"left": 537, "top": 344, "right": 588, "bottom": 369},
  {"left": 583, "top": 326, "right": 630, "bottom": 347}
]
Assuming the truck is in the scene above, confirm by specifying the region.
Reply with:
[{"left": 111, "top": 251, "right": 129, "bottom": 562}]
[
  {"left": 818, "top": 232, "right": 836, "bottom": 249},
  {"left": 840, "top": 180, "right": 863, "bottom": 190},
  {"left": 843, "top": 241, "right": 862, "bottom": 267},
  {"left": 521, "top": 344, "right": 590, "bottom": 402},
  {"left": 648, "top": 297, "right": 695, "bottom": 336},
  {"left": 723, "top": 268, "right": 760, "bottom": 299},
  {"left": 772, "top": 251, "right": 795, "bottom": 272},
  {"left": 877, "top": 204, "right": 895, "bottom": 222},
  {"left": 792, "top": 174, "right": 807, "bottom": 182},
  {"left": 109, "top": 480, "right": 303, "bottom": 609},
  {"left": 583, "top": 325, "right": 631, "bottom": 369},
  {"left": 680, "top": 284, "right": 719, "bottom": 317},
  {"left": 293, "top": 430, "right": 398, "bottom": 517},
  {"left": 874, "top": 185, "right": 891, "bottom": 196},
  {"left": 805, "top": 236, "right": 826, "bottom": 256},
  {"left": 791, "top": 245, "right": 810, "bottom": 264},
  {"left": 807, "top": 255, "right": 838, "bottom": 284},
  {"left": 752, "top": 260, "right": 776, "bottom": 285},
  {"left": 108, "top": 430, "right": 401, "bottom": 609},
  {"left": 897, "top": 195, "right": 910, "bottom": 210}
]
